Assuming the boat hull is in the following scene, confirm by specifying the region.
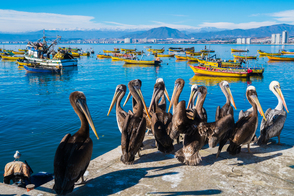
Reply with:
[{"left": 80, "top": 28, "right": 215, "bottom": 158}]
[
  {"left": 267, "top": 56, "right": 294, "bottom": 61},
  {"left": 231, "top": 49, "right": 249, "bottom": 52},
  {"left": 233, "top": 55, "right": 257, "bottom": 59},
  {"left": 25, "top": 55, "right": 78, "bottom": 67},
  {"left": 24, "top": 65, "right": 61, "bottom": 73},
  {"left": 190, "top": 65, "right": 249, "bottom": 77},
  {"left": 124, "top": 59, "right": 161, "bottom": 65}
]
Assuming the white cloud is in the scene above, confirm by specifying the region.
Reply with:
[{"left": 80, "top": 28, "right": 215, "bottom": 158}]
[
  {"left": 199, "top": 21, "right": 279, "bottom": 30},
  {"left": 270, "top": 10, "right": 294, "bottom": 22}
]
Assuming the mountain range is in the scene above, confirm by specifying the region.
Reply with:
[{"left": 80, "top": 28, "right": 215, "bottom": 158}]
[{"left": 0, "top": 24, "right": 293, "bottom": 42}]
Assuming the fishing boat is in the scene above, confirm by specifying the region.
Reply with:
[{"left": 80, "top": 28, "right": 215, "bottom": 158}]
[
  {"left": 233, "top": 54, "right": 257, "bottom": 59},
  {"left": 175, "top": 55, "right": 188, "bottom": 60},
  {"left": 155, "top": 54, "right": 175, "bottom": 57},
  {"left": 190, "top": 75, "right": 248, "bottom": 86},
  {"left": 16, "top": 59, "right": 31, "bottom": 66},
  {"left": 80, "top": 52, "right": 90, "bottom": 56},
  {"left": 25, "top": 36, "right": 78, "bottom": 67},
  {"left": 2, "top": 55, "right": 25, "bottom": 61},
  {"left": 12, "top": 51, "right": 25, "bottom": 55},
  {"left": 103, "top": 49, "right": 120, "bottom": 53},
  {"left": 257, "top": 50, "right": 281, "bottom": 56},
  {"left": 18, "top": 49, "right": 27, "bottom": 52},
  {"left": 128, "top": 51, "right": 144, "bottom": 55},
  {"left": 190, "top": 65, "right": 249, "bottom": 77},
  {"left": 281, "top": 50, "right": 294, "bottom": 55},
  {"left": 71, "top": 52, "right": 80, "bottom": 58},
  {"left": 147, "top": 48, "right": 165, "bottom": 53},
  {"left": 121, "top": 48, "right": 136, "bottom": 52},
  {"left": 123, "top": 59, "right": 161, "bottom": 65},
  {"left": 266, "top": 55, "right": 294, "bottom": 61},
  {"left": 24, "top": 65, "right": 61, "bottom": 73},
  {"left": 197, "top": 59, "right": 241, "bottom": 67},
  {"left": 231, "top": 48, "right": 249, "bottom": 52},
  {"left": 187, "top": 56, "right": 199, "bottom": 62},
  {"left": 97, "top": 54, "right": 112, "bottom": 58},
  {"left": 169, "top": 47, "right": 184, "bottom": 52},
  {"left": 200, "top": 49, "right": 215, "bottom": 53}
]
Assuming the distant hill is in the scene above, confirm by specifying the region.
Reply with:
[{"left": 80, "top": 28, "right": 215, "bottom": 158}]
[
  {"left": 0, "top": 24, "right": 293, "bottom": 41},
  {"left": 121, "top": 27, "right": 189, "bottom": 39},
  {"left": 188, "top": 24, "right": 294, "bottom": 39}
]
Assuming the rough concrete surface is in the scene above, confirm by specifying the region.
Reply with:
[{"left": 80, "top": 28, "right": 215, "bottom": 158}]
[{"left": 1, "top": 135, "right": 293, "bottom": 196}]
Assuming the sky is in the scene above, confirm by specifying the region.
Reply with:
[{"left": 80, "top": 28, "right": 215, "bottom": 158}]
[{"left": 0, "top": 0, "right": 294, "bottom": 32}]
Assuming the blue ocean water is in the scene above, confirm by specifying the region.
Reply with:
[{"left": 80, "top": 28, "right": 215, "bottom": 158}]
[{"left": 0, "top": 44, "right": 293, "bottom": 180}]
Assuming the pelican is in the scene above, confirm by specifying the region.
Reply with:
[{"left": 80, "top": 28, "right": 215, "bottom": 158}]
[
  {"left": 172, "top": 85, "right": 208, "bottom": 166},
  {"left": 54, "top": 91, "right": 98, "bottom": 195},
  {"left": 123, "top": 78, "right": 170, "bottom": 131},
  {"left": 168, "top": 78, "right": 185, "bottom": 114},
  {"left": 120, "top": 79, "right": 150, "bottom": 164},
  {"left": 14, "top": 151, "right": 21, "bottom": 161},
  {"left": 227, "top": 86, "right": 266, "bottom": 155},
  {"left": 149, "top": 80, "right": 174, "bottom": 153},
  {"left": 107, "top": 84, "right": 127, "bottom": 133},
  {"left": 215, "top": 81, "right": 236, "bottom": 121},
  {"left": 258, "top": 81, "right": 289, "bottom": 145}
]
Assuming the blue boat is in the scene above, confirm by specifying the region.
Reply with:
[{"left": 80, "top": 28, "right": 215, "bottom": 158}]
[{"left": 24, "top": 65, "right": 61, "bottom": 73}]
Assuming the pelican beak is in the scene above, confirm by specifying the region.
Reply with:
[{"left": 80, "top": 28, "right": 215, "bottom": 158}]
[
  {"left": 187, "top": 90, "right": 196, "bottom": 110},
  {"left": 164, "top": 87, "right": 170, "bottom": 102},
  {"left": 251, "top": 95, "right": 266, "bottom": 121},
  {"left": 226, "top": 86, "right": 237, "bottom": 110},
  {"left": 168, "top": 84, "right": 178, "bottom": 113},
  {"left": 78, "top": 99, "right": 99, "bottom": 140},
  {"left": 148, "top": 88, "right": 158, "bottom": 113},
  {"left": 136, "top": 88, "right": 151, "bottom": 119},
  {"left": 107, "top": 90, "right": 120, "bottom": 116},
  {"left": 276, "top": 87, "right": 289, "bottom": 113},
  {"left": 123, "top": 91, "right": 131, "bottom": 107}
]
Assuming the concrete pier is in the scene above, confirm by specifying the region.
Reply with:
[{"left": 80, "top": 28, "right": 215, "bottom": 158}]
[{"left": 1, "top": 135, "right": 293, "bottom": 196}]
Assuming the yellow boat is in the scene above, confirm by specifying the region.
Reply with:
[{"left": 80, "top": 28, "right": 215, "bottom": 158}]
[
  {"left": 124, "top": 59, "right": 161, "bottom": 65},
  {"left": 190, "top": 65, "right": 249, "bottom": 77},
  {"left": 267, "top": 56, "right": 294, "bottom": 61},
  {"left": 111, "top": 56, "right": 125, "bottom": 61},
  {"left": 200, "top": 49, "right": 215, "bottom": 53},
  {"left": 2, "top": 56, "right": 25, "bottom": 60},
  {"left": 18, "top": 49, "right": 27, "bottom": 52},
  {"left": 233, "top": 55, "right": 257, "bottom": 59},
  {"left": 187, "top": 56, "right": 199, "bottom": 62},
  {"left": 175, "top": 55, "right": 188, "bottom": 60},
  {"left": 281, "top": 50, "right": 294, "bottom": 55},
  {"left": 231, "top": 48, "right": 249, "bottom": 52},
  {"left": 155, "top": 54, "right": 175, "bottom": 57},
  {"left": 198, "top": 59, "right": 241, "bottom": 67},
  {"left": 128, "top": 51, "right": 144, "bottom": 55},
  {"left": 121, "top": 48, "right": 136, "bottom": 52},
  {"left": 16, "top": 59, "right": 31, "bottom": 66},
  {"left": 71, "top": 52, "right": 80, "bottom": 57},
  {"left": 103, "top": 50, "right": 120, "bottom": 53},
  {"left": 97, "top": 54, "right": 112, "bottom": 58},
  {"left": 147, "top": 48, "right": 165, "bottom": 53},
  {"left": 12, "top": 51, "right": 25, "bottom": 55},
  {"left": 257, "top": 50, "right": 281, "bottom": 56},
  {"left": 80, "top": 52, "right": 90, "bottom": 56}
]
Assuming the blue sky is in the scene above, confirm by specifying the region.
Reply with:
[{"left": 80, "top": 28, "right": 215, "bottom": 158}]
[{"left": 0, "top": 0, "right": 293, "bottom": 32}]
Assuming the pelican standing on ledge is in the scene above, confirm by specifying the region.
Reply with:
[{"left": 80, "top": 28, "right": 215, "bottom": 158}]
[
  {"left": 54, "top": 91, "right": 99, "bottom": 195},
  {"left": 215, "top": 81, "right": 237, "bottom": 121},
  {"left": 227, "top": 86, "right": 266, "bottom": 155},
  {"left": 258, "top": 81, "right": 289, "bottom": 145},
  {"left": 149, "top": 79, "right": 174, "bottom": 153},
  {"left": 107, "top": 84, "right": 128, "bottom": 133},
  {"left": 121, "top": 79, "right": 150, "bottom": 164}
]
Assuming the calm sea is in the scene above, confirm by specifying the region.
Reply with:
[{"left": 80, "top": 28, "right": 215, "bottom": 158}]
[{"left": 0, "top": 44, "right": 293, "bottom": 180}]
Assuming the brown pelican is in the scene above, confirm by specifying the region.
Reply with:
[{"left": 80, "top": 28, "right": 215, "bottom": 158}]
[
  {"left": 107, "top": 84, "right": 127, "bottom": 133},
  {"left": 123, "top": 78, "right": 170, "bottom": 131},
  {"left": 149, "top": 80, "right": 174, "bottom": 153},
  {"left": 215, "top": 81, "right": 236, "bottom": 121},
  {"left": 227, "top": 86, "right": 266, "bottom": 155},
  {"left": 258, "top": 81, "right": 289, "bottom": 145},
  {"left": 171, "top": 85, "right": 208, "bottom": 165},
  {"left": 54, "top": 91, "right": 98, "bottom": 195},
  {"left": 120, "top": 79, "right": 150, "bottom": 164}
]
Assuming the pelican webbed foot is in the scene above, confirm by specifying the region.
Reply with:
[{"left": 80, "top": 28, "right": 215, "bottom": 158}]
[{"left": 75, "top": 176, "right": 87, "bottom": 185}]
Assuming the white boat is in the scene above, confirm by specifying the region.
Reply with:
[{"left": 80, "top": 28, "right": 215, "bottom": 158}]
[{"left": 25, "top": 35, "right": 78, "bottom": 67}]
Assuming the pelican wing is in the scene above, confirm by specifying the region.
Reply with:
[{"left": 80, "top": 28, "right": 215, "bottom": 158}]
[
  {"left": 54, "top": 134, "right": 93, "bottom": 194},
  {"left": 260, "top": 108, "right": 272, "bottom": 131},
  {"left": 121, "top": 114, "right": 131, "bottom": 158},
  {"left": 215, "top": 106, "right": 221, "bottom": 121},
  {"left": 232, "top": 114, "right": 257, "bottom": 145},
  {"left": 128, "top": 117, "right": 146, "bottom": 156},
  {"left": 260, "top": 109, "right": 287, "bottom": 136}
]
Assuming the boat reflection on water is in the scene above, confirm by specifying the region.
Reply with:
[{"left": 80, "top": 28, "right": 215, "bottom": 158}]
[
  {"left": 123, "top": 63, "right": 160, "bottom": 68},
  {"left": 190, "top": 75, "right": 250, "bottom": 86},
  {"left": 25, "top": 66, "right": 77, "bottom": 87}
]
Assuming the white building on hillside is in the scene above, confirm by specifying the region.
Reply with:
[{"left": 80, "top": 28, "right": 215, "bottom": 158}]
[
  {"left": 124, "top": 38, "right": 131, "bottom": 43},
  {"left": 237, "top": 38, "right": 242, "bottom": 44},
  {"left": 282, "top": 31, "right": 288, "bottom": 44},
  {"left": 275, "top": 34, "right": 281, "bottom": 44},
  {"left": 246, "top": 38, "right": 251, "bottom": 44},
  {"left": 241, "top": 38, "right": 246, "bottom": 44},
  {"left": 271, "top": 34, "right": 276, "bottom": 44}
]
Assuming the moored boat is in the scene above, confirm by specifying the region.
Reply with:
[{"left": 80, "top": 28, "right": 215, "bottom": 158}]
[
  {"left": 103, "top": 49, "right": 120, "bottom": 53},
  {"left": 198, "top": 59, "right": 241, "bottom": 67},
  {"left": 2, "top": 55, "right": 25, "bottom": 61},
  {"left": 123, "top": 59, "right": 161, "bottom": 65},
  {"left": 175, "top": 55, "right": 188, "bottom": 60},
  {"left": 257, "top": 50, "right": 281, "bottom": 56},
  {"left": 16, "top": 59, "right": 31, "bottom": 66},
  {"left": 266, "top": 55, "right": 294, "bottom": 61},
  {"left": 71, "top": 52, "right": 80, "bottom": 57},
  {"left": 24, "top": 65, "right": 61, "bottom": 73},
  {"left": 281, "top": 50, "right": 294, "bottom": 55},
  {"left": 200, "top": 49, "right": 215, "bottom": 53},
  {"left": 233, "top": 54, "right": 257, "bottom": 59},
  {"left": 231, "top": 48, "right": 249, "bottom": 52},
  {"left": 187, "top": 56, "right": 199, "bottom": 62},
  {"left": 97, "top": 54, "right": 112, "bottom": 58},
  {"left": 190, "top": 65, "right": 249, "bottom": 77},
  {"left": 155, "top": 53, "right": 175, "bottom": 57},
  {"left": 12, "top": 51, "right": 25, "bottom": 55}
]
